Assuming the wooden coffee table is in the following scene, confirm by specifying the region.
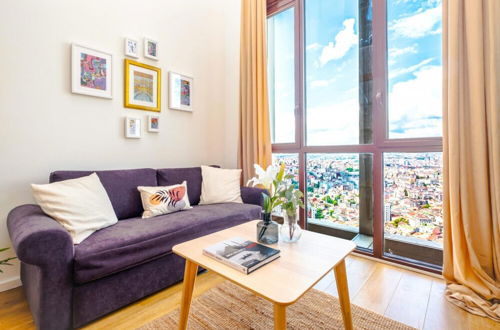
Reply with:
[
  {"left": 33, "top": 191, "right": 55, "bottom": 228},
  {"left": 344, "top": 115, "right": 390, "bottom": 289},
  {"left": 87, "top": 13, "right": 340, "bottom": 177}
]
[{"left": 173, "top": 220, "right": 356, "bottom": 330}]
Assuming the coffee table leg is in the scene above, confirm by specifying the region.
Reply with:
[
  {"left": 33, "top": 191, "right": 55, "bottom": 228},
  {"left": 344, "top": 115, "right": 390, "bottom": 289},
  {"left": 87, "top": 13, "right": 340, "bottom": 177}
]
[
  {"left": 178, "top": 260, "right": 198, "bottom": 330},
  {"left": 274, "top": 304, "right": 286, "bottom": 330},
  {"left": 334, "top": 259, "right": 353, "bottom": 330}
]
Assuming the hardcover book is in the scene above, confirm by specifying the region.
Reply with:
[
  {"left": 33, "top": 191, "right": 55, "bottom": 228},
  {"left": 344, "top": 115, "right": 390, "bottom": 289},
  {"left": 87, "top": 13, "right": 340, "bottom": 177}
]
[{"left": 203, "top": 237, "right": 280, "bottom": 274}]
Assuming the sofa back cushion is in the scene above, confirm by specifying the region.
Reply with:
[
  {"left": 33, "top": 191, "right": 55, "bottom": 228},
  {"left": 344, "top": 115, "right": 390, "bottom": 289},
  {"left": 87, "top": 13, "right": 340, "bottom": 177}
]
[
  {"left": 157, "top": 167, "right": 203, "bottom": 205},
  {"left": 50, "top": 168, "right": 157, "bottom": 220}
]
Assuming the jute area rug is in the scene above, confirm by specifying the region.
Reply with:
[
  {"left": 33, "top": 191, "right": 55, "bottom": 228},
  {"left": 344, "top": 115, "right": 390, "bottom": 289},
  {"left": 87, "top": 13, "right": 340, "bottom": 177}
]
[{"left": 139, "top": 281, "right": 415, "bottom": 330}]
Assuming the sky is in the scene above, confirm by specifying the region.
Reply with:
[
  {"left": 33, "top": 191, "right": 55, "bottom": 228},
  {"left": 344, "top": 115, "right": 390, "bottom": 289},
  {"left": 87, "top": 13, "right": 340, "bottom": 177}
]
[
  {"left": 268, "top": 0, "right": 443, "bottom": 145},
  {"left": 267, "top": 8, "right": 296, "bottom": 143}
]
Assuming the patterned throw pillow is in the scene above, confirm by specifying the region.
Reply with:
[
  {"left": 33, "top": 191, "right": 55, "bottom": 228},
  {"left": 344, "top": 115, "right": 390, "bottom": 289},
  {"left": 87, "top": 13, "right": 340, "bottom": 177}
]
[{"left": 138, "top": 181, "right": 191, "bottom": 218}]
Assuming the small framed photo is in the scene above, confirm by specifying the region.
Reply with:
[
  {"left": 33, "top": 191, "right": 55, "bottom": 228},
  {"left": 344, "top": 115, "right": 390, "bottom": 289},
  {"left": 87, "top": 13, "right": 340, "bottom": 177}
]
[
  {"left": 124, "top": 38, "right": 139, "bottom": 58},
  {"left": 124, "top": 59, "right": 161, "bottom": 112},
  {"left": 71, "top": 44, "right": 112, "bottom": 98},
  {"left": 148, "top": 115, "right": 160, "bottom": 132},
  {"left": 144, "top": 38, "right": 159, "bottom": 60},
  {"left": 125, "top": 117, "right": 141, "bottom": 138},
  {"left": 169, "top": 72, "right": 193, "bottom": 112}
]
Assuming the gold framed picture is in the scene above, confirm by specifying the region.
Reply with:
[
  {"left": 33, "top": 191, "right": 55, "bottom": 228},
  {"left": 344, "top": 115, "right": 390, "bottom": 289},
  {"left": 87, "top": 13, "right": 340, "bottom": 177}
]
[{"left": 124, "top": 59, "right": 161, "bottom": 112}]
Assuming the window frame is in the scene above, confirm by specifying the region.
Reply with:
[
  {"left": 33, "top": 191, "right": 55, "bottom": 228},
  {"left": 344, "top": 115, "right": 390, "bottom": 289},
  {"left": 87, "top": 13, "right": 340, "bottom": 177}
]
[
  {"left": 267, "top": 0, "right": 443, "bottom": 273},
  {"left": 267, "top": 0, "right": 303, "bottom": 150},
  {"left": 267, "top": 4, "right": 300, "bottom": 147}
]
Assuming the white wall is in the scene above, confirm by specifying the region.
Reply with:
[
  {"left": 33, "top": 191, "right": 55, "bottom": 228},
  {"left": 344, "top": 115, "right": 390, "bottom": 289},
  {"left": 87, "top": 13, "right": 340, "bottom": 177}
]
[{"left": 0, "top": 0, "right": 241, "bottom": 291}]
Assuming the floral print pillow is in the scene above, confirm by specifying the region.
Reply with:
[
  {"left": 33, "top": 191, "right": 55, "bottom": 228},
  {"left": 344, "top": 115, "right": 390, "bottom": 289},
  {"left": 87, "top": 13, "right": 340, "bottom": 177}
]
[{"left": 138, "top": 181, "right": 191, "bottom": 218}]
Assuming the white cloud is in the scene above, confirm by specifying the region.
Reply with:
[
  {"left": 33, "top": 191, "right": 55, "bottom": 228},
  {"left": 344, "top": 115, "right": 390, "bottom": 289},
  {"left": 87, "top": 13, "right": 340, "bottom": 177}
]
[
  {"left": 306, "top": 97, "right": 359, "bottom": 145},
  {"left": 395, "top": 0, "right": 439, "bottom": 3},
  {"left": 310, "top": 78, "right": 337, "bottom": 88},
  {"left": 310, "top": 80, "right": 329, "bottom": 88},
  {"left": 306, "top": 67, "right": 442, "bottom": 142},
  {"left": 319, "top": 18, "right": 358, "bottom": 66},
  {"left": 389, "top": 3, "right": 442, "bottom": 38},
  {"left": 306, "top": 43, "right": 322, "bottom": 51},
  {"left": 389, "top": 58, "right": 433, "bottom": 79},
  {"left": 273, "top": 112, "right": 296, "bottom": 143},
  {"left": 388, "top": 45, "right": 418, "bottom": 66},
  {"left": 389, "top": 44, "right": 418, "bottom": 58},
  {"left": 388, "top": 65, "right": 443, "bottom": 138}
]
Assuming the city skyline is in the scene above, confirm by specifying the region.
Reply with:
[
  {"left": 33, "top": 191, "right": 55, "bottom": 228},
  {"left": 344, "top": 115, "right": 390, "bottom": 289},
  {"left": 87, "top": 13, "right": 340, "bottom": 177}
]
[{"left": 273, "top": 153, "right": 444, "bottom": 246}]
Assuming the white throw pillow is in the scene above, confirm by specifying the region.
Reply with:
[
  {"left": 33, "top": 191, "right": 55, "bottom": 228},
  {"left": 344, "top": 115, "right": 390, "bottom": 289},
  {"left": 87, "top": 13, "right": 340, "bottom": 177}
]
[
  {"left": 199, "top": 166, "right": 243, "bottom": 205},
  {"left": 138, "top": 181, "right": 192, "bottom": 219},
  {"left": 31, "top": 173, "right": 118, "bottom": 244}
]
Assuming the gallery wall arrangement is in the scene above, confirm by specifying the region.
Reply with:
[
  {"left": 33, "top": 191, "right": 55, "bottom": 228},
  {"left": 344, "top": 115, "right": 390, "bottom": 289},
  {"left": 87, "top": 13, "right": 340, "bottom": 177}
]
[{"left": 71, "top": 37, "right": 194, "bottom": 139}]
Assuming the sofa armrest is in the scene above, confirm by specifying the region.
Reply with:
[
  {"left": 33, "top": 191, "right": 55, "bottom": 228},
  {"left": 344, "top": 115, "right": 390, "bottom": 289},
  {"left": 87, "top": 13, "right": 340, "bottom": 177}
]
[
  {"left": 7, "top": 204, "right": 74, "bottom": 329},
  {"left": 7, "top": 204, "right": 74, "bottom": 266},
  {"left": 240, "top": 186, "right": 268, "bottom": 207}
]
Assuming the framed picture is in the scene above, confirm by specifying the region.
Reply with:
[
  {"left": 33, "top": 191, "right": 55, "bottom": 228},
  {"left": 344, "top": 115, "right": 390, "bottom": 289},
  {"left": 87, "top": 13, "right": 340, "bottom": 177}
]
[
  {"left": 148, "top": 115, "right": 160, "bottom": 132},
  {"left": 125, "top": 117, "right": 141, "bottom": 138},
  {"left": 124, "top": 59, "right": 161, "bottom": 112},
  {"left": 144, "top": 38, "right": 159, "bottom": 60},
  {"left": 71, "top": 44, "right": 112, "bottom": 98},
  {"left": 124, "top": 38, "right": 139, "bottom": 58},
  {"left": 169, "top": 72, "right": 193, "bottom": 112}
]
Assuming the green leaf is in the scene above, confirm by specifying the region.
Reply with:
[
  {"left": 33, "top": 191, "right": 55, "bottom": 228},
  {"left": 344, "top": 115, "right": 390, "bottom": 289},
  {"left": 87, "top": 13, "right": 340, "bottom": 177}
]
[
  {"left": 272, "top": 180, "right": 278, "bottom": 194},
  {"left": 276, "top": 163, "right": 285, "bottom": 182},
  {"left": 273, "top": 199, "right": 284, "bottom": 208},
  {"left": 0, "top": 257, "right": 16, "bottom": 265},
  {"left": 262, "top": 193, "right": 272, "bottom": 213}
]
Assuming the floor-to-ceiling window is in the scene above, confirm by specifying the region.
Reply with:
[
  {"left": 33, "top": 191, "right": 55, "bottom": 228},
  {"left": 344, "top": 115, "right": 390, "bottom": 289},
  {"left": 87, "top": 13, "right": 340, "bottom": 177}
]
[{"left": 267, "top": 0, "right": 443, "bottom": 271}]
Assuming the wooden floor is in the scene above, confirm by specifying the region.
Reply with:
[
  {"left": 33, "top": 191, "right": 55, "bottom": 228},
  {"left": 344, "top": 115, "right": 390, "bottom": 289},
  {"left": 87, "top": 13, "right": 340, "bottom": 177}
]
[{"left": 0, "top": 255, "right": 497, "bottom": 330}]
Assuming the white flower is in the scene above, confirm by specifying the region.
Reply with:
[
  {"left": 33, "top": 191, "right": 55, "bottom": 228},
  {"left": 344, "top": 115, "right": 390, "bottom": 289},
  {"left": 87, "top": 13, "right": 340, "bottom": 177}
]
[{"left": 247, "top": 164, "right": 279, "bottom": 189}]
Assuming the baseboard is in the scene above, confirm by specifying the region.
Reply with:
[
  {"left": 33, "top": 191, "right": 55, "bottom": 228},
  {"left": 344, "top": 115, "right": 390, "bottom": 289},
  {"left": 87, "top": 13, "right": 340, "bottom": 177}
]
[
  {"left": 352, "top": 252, "right": 444, "bottom": 279},
  {"left": 0, "top": 276, "right": 21, "bottom": 292}
]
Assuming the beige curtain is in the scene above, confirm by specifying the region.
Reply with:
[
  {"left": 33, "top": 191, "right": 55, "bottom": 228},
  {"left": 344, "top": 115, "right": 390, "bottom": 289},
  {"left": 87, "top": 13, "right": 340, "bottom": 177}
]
[
  {"left": 238, "top": 0, "right": 272, "bottom": 184},
  {"left": 443, "top": 0, "right": 500, "bottom": 321}
]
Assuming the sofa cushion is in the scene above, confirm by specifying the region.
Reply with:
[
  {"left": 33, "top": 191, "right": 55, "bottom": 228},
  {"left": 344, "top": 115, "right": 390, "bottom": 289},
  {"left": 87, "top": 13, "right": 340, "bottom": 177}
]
[
  {"left": 73, "top": 203, "right": 262, "bottom": 284},
  {"left": 157, "top": 166, "right": 220, "bottom": 206},
  {"left": 50, "top": 168, "right": 157, "bottom": 220},
  {"left": 199, "top": 166, "right": 243, "bottom": 205},
  {"left": 32, "top": 173, "right": 118, "bottom": 244},
  {"left": 157, "top": 167, "right": 203, "bottom": 205},
  {"left": 138, "top": 182, "right": 192, "bottom": 218}
]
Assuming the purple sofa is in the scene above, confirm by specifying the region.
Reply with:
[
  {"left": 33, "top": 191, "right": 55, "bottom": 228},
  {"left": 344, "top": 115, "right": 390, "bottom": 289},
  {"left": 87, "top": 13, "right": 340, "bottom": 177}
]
[{"left": 7, "top": 167, "right": 265, "bottom": 330}]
